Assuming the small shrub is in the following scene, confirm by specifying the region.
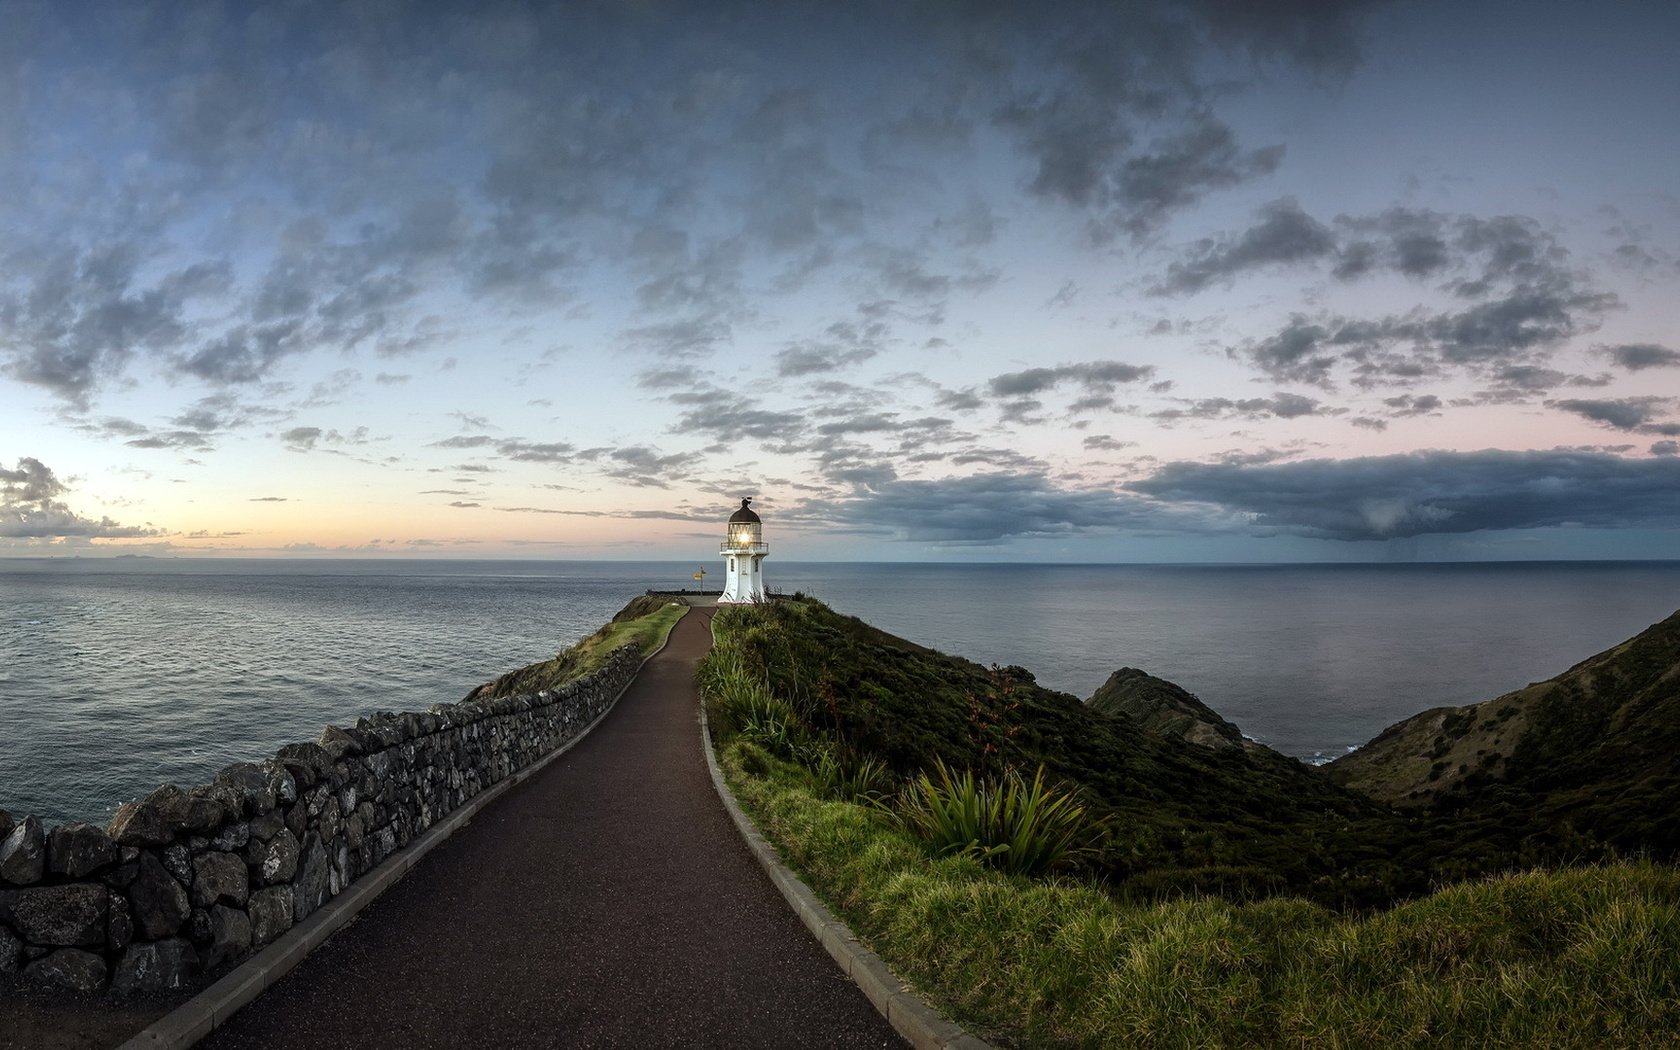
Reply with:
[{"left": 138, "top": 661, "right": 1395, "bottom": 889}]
[
  {"left": 895, "top": 760, "right": 1103, "bottom": 877},
  {"left": 812, "top": 746, "right": 895, "bottom": 805}
]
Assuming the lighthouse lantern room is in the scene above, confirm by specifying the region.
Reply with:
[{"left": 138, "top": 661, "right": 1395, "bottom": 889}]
[{"left": 719, "top": 498, "right": 769, "bottom": 604}]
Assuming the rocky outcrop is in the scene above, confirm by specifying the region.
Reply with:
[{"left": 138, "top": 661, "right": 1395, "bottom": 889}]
[
  {"left": 1087, "top": 667, "right": 1250, "bottom": 751},
  {"left": 0, "top": 642, "right": 641, "bottom": 996}
]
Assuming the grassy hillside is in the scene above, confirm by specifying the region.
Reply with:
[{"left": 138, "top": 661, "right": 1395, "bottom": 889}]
[
  {"left": 467, "top": 594, "right": 686, "bottom": 700},
  {"left": 704, "top": 600, "right": 1680, "bottom": 1048},
  {"left": 708, "top": 595, "right": 1439, "bottom": 907},
  {"left": 1332, "top": 608, "right": 1680, "bottom": 864}
]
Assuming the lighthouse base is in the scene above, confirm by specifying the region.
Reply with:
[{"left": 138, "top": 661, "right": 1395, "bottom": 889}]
[{"left": 719, "top": 550, "right": 769, "bottom": 604}]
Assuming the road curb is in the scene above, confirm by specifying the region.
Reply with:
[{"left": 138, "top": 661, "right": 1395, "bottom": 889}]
[
  {"left": 697, "top": 611, "right": 996, "bottom": 1050},
  {"left": 115, "top": 609, "right": 687, "bottom": 1050}
]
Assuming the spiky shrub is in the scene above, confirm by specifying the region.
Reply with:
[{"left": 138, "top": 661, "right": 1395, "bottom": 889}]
[
  {"left": 895, "top": 760, "right": 1102, "bottom": 877},
  {"left": 812, "top": 746, "right": 895, "bottom": 805}
]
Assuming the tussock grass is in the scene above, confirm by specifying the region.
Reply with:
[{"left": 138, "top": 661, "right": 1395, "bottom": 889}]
[{"left": 724, "top": 741, "right": 1680, "bottom": 1049}]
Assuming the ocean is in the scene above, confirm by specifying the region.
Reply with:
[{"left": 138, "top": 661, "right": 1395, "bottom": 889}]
[{"left": 3, "top": 558, "right": 1678, "bottom": 828}]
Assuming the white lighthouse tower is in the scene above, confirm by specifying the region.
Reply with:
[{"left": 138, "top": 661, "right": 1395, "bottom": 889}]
[{"left": 719, "top": 497, "right": 769, "bottom": 604}]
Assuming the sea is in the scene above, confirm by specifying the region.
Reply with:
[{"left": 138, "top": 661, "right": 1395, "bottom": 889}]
[{"left": 3, "top": 558, "right": 1678, "bottom": 828}]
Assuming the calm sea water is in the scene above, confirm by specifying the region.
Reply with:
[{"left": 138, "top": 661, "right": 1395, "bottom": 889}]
[{"left": 3, "top": 558, "right": 1678, "bottom": 827}]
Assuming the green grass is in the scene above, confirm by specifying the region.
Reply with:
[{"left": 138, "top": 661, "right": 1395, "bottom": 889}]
[
  {"left": 471, "top": 595, "right": 687, "bottom": 699},
  {"left": 699, "top": 597, "right": 1680, "bottom": 1048},
  {"left": 722, "top": 739, "right": 1680, "bottom": 1049}
]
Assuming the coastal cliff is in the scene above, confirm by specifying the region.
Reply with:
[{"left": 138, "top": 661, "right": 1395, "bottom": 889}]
[
  {"left": 1086, "top": 667, "right": 1250, "bottom": 751},
  {"left": 1329, "top": 607, "right": 1680, "bottom": 858}
]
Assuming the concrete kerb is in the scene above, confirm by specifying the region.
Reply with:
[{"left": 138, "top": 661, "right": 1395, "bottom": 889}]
[
  {"left": 115, "top": 606, "right": 691, "bottom": 1050},
  {"left": 697, "top": 611, "right": 997, "bottom": 1050}
]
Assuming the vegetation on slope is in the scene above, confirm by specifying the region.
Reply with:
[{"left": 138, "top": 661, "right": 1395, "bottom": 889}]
[
  {"left": 703, "top": 596, "right": 1444, "bottom": 907},
  {"left": 722, "top": 745, "right": 1680, "bottom": 1049},
  {"left": 1332, "top": 608, "right": 1680, "bottom": 866},
  {"left": 468, "top": 594, "right": 685, "bottom": 700},
  {"left": 1087, "top": 667, "right": 1248, "bottom": 751}
]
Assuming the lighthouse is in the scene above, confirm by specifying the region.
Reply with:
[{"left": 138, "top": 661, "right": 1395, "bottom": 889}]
[{"left": 719, "top": 497, "right": 769, "bottom": 604}]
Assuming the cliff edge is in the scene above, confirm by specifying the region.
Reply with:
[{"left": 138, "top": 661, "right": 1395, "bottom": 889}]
[
  {"left": 1330, "top": 608, "right": 1680, "bottom": 844},
  {"left": 1087, "top": 667, "right": 1250, "bottom": 752}
]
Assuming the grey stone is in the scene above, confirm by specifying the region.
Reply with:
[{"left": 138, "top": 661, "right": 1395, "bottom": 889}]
[
  {"left": 130, "top": 851, "right": 190, "bottom": 939},
  {"left": 108, "top": 892, "right": 133, "bottom": 950},
  {"left": 0, "top": 924, "right": 21, "bottom": 973},
  {"left": 161, "top": 843, "right": 193, "bottom": 886},
  {"left": 0, "top": 810, "right": 12, "bottom": 840},
  {"left": 318, "top": 795, "right": 342, "bottom": 844},
  {"left": 283, "top": 800, "right": 307, "bottom": 839},
  {"left": 102, "top": 860, "right": 139, "bottom": 890},
  {"left": 210, "top": 821, "right": 250, "bottom": 851},
  {"left": 292, "top": 833, "right": 329, "bottom": 923},
  {"left": 108, "top": 783, "right": 220, "bottom": 847},
  {"left": 258, "top": 828, "right": 299, "bottom": 885},
  {"left": 320, "top": 725, "right": 363, "bottom": 760},
  {"left": 0, "top": 816, "right": 46, "bottom": 885},
  {"left": 47, "top": 822, "right": 117, "bottom": 878},
  {"left": 203, "top": 904, "right": 251, "bottom": 969},
  {"left": 189, "top": 907, "right": 211, "bottom": 943},
  {"left": 249, "top": 810, "right": 285, "bottom": 843},
  {"left": 192, "top": 850, "right": 249, "bottom": 908},
  {"left": 25, "top": 948, "right": 106, "bottom": 993},
  {"left": 248, "top": 886, "right": 292, "bottom": 949},
  {"left": 275, "top": 741, "right": 333, "bottom": 788},
  {"left": 265, "top": 761, "right": 298, "bottom": 806},
  {"left": 213, "top": 762, "right": 276, "bottom": 817},
  {"left": 0, "top": 883, "right": 107, "bottom": 946},
  {"left": 111, "top": 938, "right": 197, "bottom": 996}
]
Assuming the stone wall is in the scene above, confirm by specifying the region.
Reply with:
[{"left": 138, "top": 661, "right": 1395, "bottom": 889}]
[{"left": 0, "top": 644, "right": 641, "bottom": 996}]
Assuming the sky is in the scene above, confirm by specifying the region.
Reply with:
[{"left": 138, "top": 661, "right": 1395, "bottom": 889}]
[{"left": 2, "top": 0, "right": 1679, "bottom": 562}]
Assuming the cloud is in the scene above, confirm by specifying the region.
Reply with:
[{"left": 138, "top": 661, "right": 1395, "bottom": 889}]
[
  {"left": 812, "top": 470, "right": 1186, "bottom": 542},
  {"left": 993, "top": 15, "right": 1306, "bottom": 242},
  {"left": 986, "top": 360, "right": 1154, "bottom": 398},
  {"left": 1129, "top": 449, "right": 1680, "bottom": 540},
  {"left": 1600, "top": 343, "right": 1680, "bottom": 371},
  {"left": 1151, "top": 392, "right": 1333, "bottom": 422},
  {"left": 1153, "top": 197, "right": 1335, "bottom": 294},
  {"left": 282, "top": 426, "right": 324, "bottom": 451},
  {"left": 0, "top": 457, "right": 157, "bottom": 539},
  {"left": 1549, "top": 397, "right": 1679, "bottom": 434}
]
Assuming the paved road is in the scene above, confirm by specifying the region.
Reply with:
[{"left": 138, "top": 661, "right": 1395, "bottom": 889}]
[{"left": 202, "top": 606, "right": 902, "bottom": 1049}]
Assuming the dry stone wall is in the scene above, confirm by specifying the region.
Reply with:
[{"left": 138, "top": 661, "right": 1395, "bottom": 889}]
[{"left": 0, "top": 644, "right": 640, "bottom": 996}]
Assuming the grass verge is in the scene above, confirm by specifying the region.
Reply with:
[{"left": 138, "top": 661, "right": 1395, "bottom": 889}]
[
  {"left": 722, "top": 740, "right": 1680, "bottom": 1049},
  {"left": 471, "top": 594, "right": 686, "bottom": 699}
]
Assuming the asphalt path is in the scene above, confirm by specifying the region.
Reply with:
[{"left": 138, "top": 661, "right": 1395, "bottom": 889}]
[{"left": 201, "top": 606, "right": 902, "bottom": 1049}]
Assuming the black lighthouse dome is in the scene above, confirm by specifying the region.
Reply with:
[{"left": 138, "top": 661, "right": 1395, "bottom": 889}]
[{"left": 728, "top": 497, "right": 760, "bottom": 524}]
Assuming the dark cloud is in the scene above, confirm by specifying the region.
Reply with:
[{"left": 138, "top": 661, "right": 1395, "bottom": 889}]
[
  {"left": 992, "top": 3, "right": 1320, "bottom": 243},
  {"left": 0, "top": 457, "right": 66, "bottom": 503},
  {"left": 282, "top": 426, "right": 323, "bottom": 451},
  {"left": 1130, "top": 450, "right": 1680, "bottom": 540},
  {"left": 1381, "top": 394, "right": 1441, "bottom": 417},
  {"left": 1151, "top": 392, "right": 1332, "bottom": 422},
  {"left": 1600, "top": 343, "right": 1680, "bottom": 371},
  {"left": 1550, "top": 397, "right": 1679, "bottom": 434},
  {"left": 0, "top": 457, "right": 156, "bottom": 540},
  {"left": 814, "top": 471, "right": 1183, "bottom": 542},
  {"left": 987, "top": 360, "right": 1154, "bottom": 399},
  {"left": 495, "top": 440, "right": 576, "bottom": 464},
  {"left": 1153, "top": 197, "right": 1335, "bottom": 294},
  {"left": 1239, "top": 271, "right": 1614, "bottom": 389}
]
